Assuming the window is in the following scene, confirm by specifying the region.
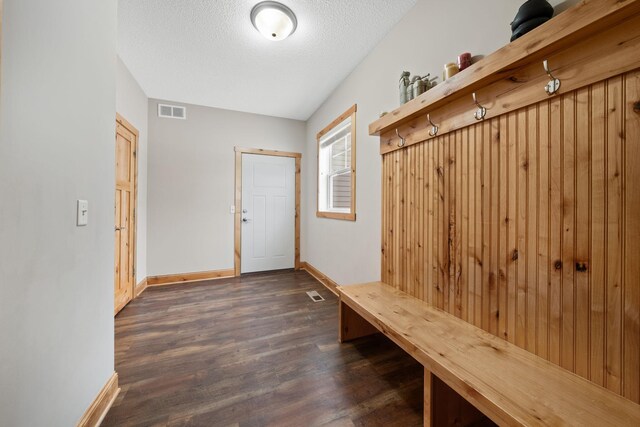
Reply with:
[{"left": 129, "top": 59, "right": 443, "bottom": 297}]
[{"left": 317, "top": 104, "right": 356, "bottom": 221}]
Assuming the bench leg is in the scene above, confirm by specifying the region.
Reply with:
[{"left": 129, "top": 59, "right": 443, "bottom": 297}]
[
  {"left": 425, "top": 368, "right": 492, "bottom": 427},
  {"left": 424, "top": 368, "right": 434, "bottom": 427},
  {"left": 338, "top": 299, "right": 379, "bottom": 343}
]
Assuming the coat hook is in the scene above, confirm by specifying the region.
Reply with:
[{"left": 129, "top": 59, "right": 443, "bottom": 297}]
[
  {"left": 396, "top": 129, "right": 406, "bottom": 147},
  {"left": 543, "top": 59, "right": 561, "bottom": 95},
  {"left": 472, "top": 93, "right": 486, "bottom": 121},
  {"left": 427, "top": 114, "right": 439, "bottom": 137}
]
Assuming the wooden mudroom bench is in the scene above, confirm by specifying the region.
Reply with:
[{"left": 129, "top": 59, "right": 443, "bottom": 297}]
[
  {"left": 335, "top": 0, "right": 640, "bottom": 425},
  {"left": 339, "top": 282, "right": 640, "bottom": 426}
]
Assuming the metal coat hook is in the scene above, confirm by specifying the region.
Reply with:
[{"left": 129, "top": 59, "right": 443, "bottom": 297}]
[
  {"left": 472, "top": 93, "right": 487, "bottom": 121},
  {"left": 396, "top": 129, "right": 406, "bottom": 147},
  {"left": 427, "top": 114, "right": 439, "bottom": 137},
  {"left": 543, "top": 59, "right": 561, "bottom": 95}
]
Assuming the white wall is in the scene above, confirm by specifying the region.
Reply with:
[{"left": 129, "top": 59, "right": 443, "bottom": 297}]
[
  {"left": 0, "top": 0, "right": 117, "bottom": 426},
  {"left": 302, "top": 0, "right": 578, "bottom": 285},
  {"left": 117, "top": 56, "right": 148, "bottom": 283},
  {"left": 147, "top": 100, "right": 306, "bottom": 276}
]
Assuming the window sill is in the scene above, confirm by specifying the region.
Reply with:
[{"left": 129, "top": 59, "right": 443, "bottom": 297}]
[{"left": 316, "top": 211, "right": 356, "bottom": 221}]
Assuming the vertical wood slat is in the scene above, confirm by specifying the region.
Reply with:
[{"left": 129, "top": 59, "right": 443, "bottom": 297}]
[
  {"left": 402, "top": 147, "right": 408, "bottom": 294},
  {"left": 623, "top": 69, "right": 640, "bottom": 403},
  {"left": 379, "top": 71, "right": 639, "bottom": 403},
  {"left": 418, "top": 142, "right": 425, "bottom": 301},
  {"left": 467, "top": 127, "right": 477, "bottom": 326},
  {"left": 473, "top": 125, "right": 483, "bottom": 329},
  {"left": 407, "top": 145, "right": 414, "bottom": 296},
  {"left": 396, "top": 148, "right": 400, "bottom": 289},
  {"left": 416, "top": 143, "right": 421, "bottom": 299},
  {"left": 380, "top": 156, "right": 384, "bottom": 283},
  {"left": 562, "top": 90, "right": 576, "bottom": 372},
  {"left": 482, "top": 121, "right": 491, "bottom": 332},
  {"left": 427, "top": 137, "right": 434, "bottom": 306},
  {"left": 575, "top": 87, "right": 591, "bottom": 378},
  {"left": 527, "top": 105, "right": 538, "bottom": 354},
  {"left": 499, "top": 116, "right": 508, "bottom": 339},
  {"left": 590, "top": 81, "right": 606, "bottom": 388},
  {"left": 490, "top": 119, "right": 500, "bottom": 336},
  {"left": 549, "top": 97, "right": 563, "bottom": 366},
  {"left": 445, "top": 133, "right": 452, "bottom": 313},
  {"left": 382, "top": 152, "right": 389, "bottom": 284},
  {"left": 538, "top": 101, "right": 550, "bottom": 359},
  {"left": 455, "top": 130, "right": 463, "bottom": 318},
  {"left": 606, "top": 76, "right": 623, "bottom": 394},
  {"left": 438, "top": 134, "right": 446, "bottom": 310},
  {"left": 507, "top": 112, "right": 518, "bottom": 344},
  {"left": 461, "top": 128, "right": 469, "bottom": 322}
]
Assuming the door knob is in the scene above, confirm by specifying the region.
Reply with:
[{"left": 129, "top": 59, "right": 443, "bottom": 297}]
[{"left": 242, "top": 218, "right": 250, "bottom": 223}]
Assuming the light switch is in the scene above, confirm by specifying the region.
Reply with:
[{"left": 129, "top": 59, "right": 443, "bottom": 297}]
[
  {"left": 77, "top": 200, "right": 89, "bottom": 226},
  {"left": 230, "top": 205, "right": 236, "bottom": 214}
]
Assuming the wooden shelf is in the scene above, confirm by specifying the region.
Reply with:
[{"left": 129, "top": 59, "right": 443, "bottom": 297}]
[{"left": 369, "top": 0, "right": 640, "bottom": 137}]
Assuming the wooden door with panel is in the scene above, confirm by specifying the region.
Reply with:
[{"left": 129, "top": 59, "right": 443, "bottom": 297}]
[{"left": 114, "top": 116, "right": 137, "bottom": 315}]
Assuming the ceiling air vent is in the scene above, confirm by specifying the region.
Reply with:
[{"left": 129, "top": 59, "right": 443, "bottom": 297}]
[{"left": 158, "top": 103, "right": 186, "bottom": 120}]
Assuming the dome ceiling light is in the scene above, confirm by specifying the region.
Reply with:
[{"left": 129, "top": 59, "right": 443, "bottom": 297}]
[{"left": 250, "top": 1, "right": 297, "bottom": 41}]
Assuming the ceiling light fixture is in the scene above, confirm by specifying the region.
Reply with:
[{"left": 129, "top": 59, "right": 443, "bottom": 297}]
[{"left": 250, "top": 1, "right": 297, "bottom": 41}]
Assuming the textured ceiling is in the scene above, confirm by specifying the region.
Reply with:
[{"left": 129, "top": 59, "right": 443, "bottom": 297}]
[{"left": 117, "top": 0, "right": 417, "bottom": 120}]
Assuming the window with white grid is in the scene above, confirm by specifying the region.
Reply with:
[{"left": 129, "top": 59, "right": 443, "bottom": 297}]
[{"left": 317, "top": 105, "right": 356, "bottom": 221}]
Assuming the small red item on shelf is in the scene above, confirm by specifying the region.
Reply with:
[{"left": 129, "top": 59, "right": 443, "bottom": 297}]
[{"left": 457, "top": 52, "right": 472, "bottom": 71}]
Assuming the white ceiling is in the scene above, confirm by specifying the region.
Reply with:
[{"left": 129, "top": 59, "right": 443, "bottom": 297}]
[{"left": 117, "top": 0, "right": 417, "bottom": 121}]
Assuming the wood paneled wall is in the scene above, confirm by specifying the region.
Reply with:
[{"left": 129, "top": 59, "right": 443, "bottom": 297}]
[{"left": 381, "top": 70, "right": 640, "bottom": 403}]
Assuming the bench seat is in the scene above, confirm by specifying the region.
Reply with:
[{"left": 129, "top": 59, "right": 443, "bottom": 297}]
[{"left": 338, "top": 281, "right": 640, "bottom": 426}]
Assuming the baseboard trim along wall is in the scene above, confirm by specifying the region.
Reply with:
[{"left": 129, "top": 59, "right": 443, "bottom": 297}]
[
  {"left": 300, "top": 262, "right": 339, "bottom": 296},
  {"left": 76, "top": 372, "right": 119, "bottom": 427},
  {"left": 146, "top": 268, "right": 235, "bottom": 287},
  {"left": 138, "top": 265, "right": 334, "bottom": 297},
  {"left": 134, "top": 278, "right": 148, "bottom": 297}
]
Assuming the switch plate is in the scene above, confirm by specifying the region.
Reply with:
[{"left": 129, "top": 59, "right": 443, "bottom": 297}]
[
  {"left": 77, "top": 200, "right": 89, "bottom": 226},
  {"left": 230, "top": 205, "right": 236, "bottom": 214}
]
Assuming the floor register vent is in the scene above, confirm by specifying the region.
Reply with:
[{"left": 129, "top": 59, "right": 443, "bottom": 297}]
[{"left": 306, "top": 291, "right": 325, "bottom": 302}]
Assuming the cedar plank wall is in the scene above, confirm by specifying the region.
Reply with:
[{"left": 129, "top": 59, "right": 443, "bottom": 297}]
[{"left": 381, "top": 70, "right": 640, "bottom": 403}]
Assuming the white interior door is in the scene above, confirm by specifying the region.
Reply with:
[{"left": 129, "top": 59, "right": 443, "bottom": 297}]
[{"left": 241, "top": 154, "right": 295, "bottom": 273}]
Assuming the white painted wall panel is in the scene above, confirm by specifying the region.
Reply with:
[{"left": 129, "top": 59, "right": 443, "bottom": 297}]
[
  {"left": 0, "top": 0, "right": 117, "bottom": 425},
  {"left": 302, "top": 0, "right": 579, "bottom": 286},
  {"left": 147, "top": 100, "right": 305, "bottom": 276}
]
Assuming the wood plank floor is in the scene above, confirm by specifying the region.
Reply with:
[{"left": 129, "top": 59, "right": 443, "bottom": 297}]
[{"left": 102, "top": 270, "right": 423, "bottom": 427}]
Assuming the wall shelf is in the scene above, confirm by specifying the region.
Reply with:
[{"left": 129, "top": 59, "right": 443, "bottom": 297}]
[{"left": 368, "top": 0, "right": 640, "bottom": 138}]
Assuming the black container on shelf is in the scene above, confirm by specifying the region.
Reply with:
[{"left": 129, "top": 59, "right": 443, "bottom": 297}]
[{"left": 510, "top": 0, "right": 554, "bottom": 41}]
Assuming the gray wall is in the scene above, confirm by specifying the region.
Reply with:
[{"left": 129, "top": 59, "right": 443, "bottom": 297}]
[
  {"left": 302, "top": 0, "right": 579, "bottom": 285},
  {"left": 117, "top": 56, "right": 149, "bottom": 283},
  {"left": 147, "top": 100, "right": 306, "bottom": 276},
  {"left": 0, "top": 0, "right": 117, "bottom": 425}
]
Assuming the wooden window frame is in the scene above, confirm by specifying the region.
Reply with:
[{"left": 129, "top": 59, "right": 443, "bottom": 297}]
[{"left": 316, "top": 104, "right": 357, "bottom": 221}]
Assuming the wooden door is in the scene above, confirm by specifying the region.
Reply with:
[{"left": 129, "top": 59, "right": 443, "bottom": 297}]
[
  {"left": 114, "top": 115, "right": 137, "bottom": 315},
  {"left": 241, "top": 154, "right": 295, "bottom": 273}
]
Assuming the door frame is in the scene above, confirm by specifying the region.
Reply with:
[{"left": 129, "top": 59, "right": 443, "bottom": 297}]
[
  {"left": 115, "top": 113, "right": 138, "bottom": 314},
  {"left": 234, "top": 147, "right": 301, "bottom": 277}
]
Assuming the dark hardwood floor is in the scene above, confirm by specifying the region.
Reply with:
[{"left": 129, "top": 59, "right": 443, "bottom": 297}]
[{"left": 102, "top": 270, "right": 423, "bottom": 427}]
